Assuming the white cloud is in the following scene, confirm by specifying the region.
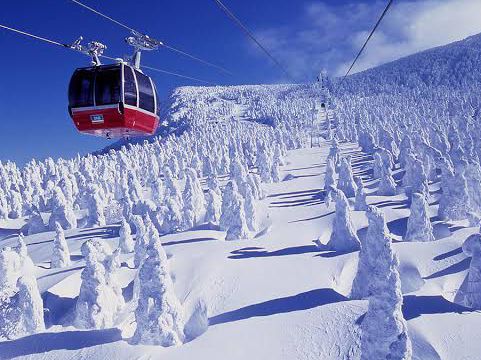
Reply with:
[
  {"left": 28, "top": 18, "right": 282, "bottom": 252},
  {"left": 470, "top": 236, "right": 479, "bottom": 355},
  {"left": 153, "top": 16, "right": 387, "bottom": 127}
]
[{"left": 254, "top": 0, "right": 481, "bottom": 80}]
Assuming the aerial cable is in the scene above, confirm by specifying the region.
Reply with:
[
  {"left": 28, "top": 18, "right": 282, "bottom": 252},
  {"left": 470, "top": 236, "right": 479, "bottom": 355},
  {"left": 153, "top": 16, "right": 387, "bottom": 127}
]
[
  {"left": 340, "top": 0, "right": 394, "bottom": 84},
  {"left": 69, "top": 0, "right": 134, "bottom": 32},
  {"left": 162, "top": 44, "right": 233, "bottom": 75},
  {"left": 68, "top": 0, "right": 232, "bottom": 75},
  {"left": 0, "top": 23, "right": 216, "bottom": 85},
  {"left": 0, "top": 23, "right": 70, "bottom": 48},
  {"left": 142, "top": 65, "right": 218, "bottom": 85},
  {"left": 212, "top": 0, "right": 296, "bottom": 83}
]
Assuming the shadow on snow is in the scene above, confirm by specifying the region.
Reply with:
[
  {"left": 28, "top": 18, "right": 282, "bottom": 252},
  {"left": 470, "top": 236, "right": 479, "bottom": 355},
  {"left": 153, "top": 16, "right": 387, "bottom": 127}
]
[
  {"left": 209, "top": 288, "right": 347, "bottom": 325},
  {"left": 0, "top": 328, "right": 122, "bottom": 359}
]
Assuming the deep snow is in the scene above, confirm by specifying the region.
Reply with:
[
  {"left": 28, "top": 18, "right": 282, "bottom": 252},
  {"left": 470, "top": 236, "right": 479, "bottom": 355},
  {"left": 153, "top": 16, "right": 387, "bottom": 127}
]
[{"left": 0, "top": 142, "right": 479, "bottom": 359}]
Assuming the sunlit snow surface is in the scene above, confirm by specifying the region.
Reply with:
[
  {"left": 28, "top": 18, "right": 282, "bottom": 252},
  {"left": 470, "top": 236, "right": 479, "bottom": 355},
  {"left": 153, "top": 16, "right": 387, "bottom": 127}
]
[{"left": 0, "top": 144, "right": 479, "bottom": 360}]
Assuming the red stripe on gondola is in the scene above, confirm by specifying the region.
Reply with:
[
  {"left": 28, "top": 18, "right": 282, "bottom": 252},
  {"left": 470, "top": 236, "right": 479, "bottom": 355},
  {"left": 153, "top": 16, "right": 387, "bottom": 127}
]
[{"left": 70, "top": 106, "right": 159, "bottom": 138}]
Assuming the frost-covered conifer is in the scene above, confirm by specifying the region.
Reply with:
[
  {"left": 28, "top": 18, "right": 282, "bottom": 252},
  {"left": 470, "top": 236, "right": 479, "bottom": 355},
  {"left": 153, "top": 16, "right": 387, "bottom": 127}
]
[
  {"left": 244, "top": 186, "right": 257, "bottom": 232},
  {"left": 8, "top": 190, "right": 23, "bottom": 219},
  {"left": 205, "top": 189, "right": 221, "bottom": 225},
  {"left": 134, "top": 215, "right": 151, "bottom": 268},
  {"left": 273, "top": 143, "right": 285, "bottom": 166},
  {"left": 378, "top": 127, "right": 398, "bottom": 159},
  {"left": 151, "top": 178, "right": 165, "bottom": 208},
  {"left": 86, "top": 185, "right": 106, "bottom": 227},
  {"left": 458, "top": 234, "right": 481, "bottom": 309},
  {"left": 398, "top": 135, "right": 413, "bottom": 169},
  {"left": 465, "top": 161, "right": 481, "bottom": 214},
  {"left": 402, "top": 154, "right": 428, "bottom": 198},
  {"left": 327, "top": 139, "right": 340, "bottom": 167},
  {"left": 359, "top": 129, "right": 377, "bottom": 153},
  {"left": 207, "top": 174, "right": 221, "bottom": 196},
  {"left": 257, "top": 144, "right": 273, "bottom": 183},
  {"left": 131, "top": 245, "right": 184, "bottom": 346},
  {"left": 337, "top": 157, "right": 357, "bottom": 198},
  {"left": 326, "top": 188, "right": 360, "bottom": 252},
  {"left": 438, "top": 159, "right": 471, "bottom": 221},
  {"left": 358, "top": 209, "right": 411, "bottom": 360},
  {"left": 405, "top": 193, "right": 434, "bottom": 242},
  {"left": 182, "top": 169, "right": 205, "bottom": 229},
  {"left": 360, "top": 256, "right": 412, "bottom": 360},
  {"left": 160, "top": 197, "right": 183, "bottom": 234},
  {"left": 182, "top": 175, "right": 197, "bottom": 230},
  {"left": 51, "top": 222, "right": 71, "bottom": 268},
  {"left": 354, "top": 177, "right": 368, "bottom": 211},
  {"left": 377, "top": 169, "right": 397, "bottom": 196},
  {"left": 163, "top": 167, "right": 183, "bottom": 206},
  {"left": 119, "top": 218, "right": 134, "bottom": 253},
  {"left": 49, "top": 187, "right": 77, "bottom": 230},
  {"left": 324, "top": 158, "right": 337, "bottom": 192},
  {"left": 0, "top": 244, "right": 43, "bottom": 340},
  {"left": 15, "top": 275, "right": 45, "bottom": 337},
  {"left": 271, "top": 159, "right": 281, "bottom": 183},
  {"left": 252, "top": 173, "right": 265, "bottom": 200},
  {"left": 351, "top": 206, "right": 390, "bottom": 300},
  {"left": 219, "top": 181, "right": 250, "bottom": 241},
  {"left": 104, "top": 248, "right": 125, "bottom": 315},
  {"left": 75, "top": 239, "right": 120, "bottom": 329}
]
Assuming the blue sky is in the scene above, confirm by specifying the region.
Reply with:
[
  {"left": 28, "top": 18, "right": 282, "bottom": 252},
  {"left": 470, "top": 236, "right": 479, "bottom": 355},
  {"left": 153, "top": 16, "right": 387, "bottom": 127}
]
[{"left": 1, "top": 0, "right": 481, "bottom": 165}]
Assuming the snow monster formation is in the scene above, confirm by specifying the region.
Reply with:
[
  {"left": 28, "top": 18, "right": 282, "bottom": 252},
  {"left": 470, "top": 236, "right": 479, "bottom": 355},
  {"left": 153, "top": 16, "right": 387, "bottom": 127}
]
[
  {"left": 75, "top": 239, "right": 124, "bottom": 329},
  {"left": 0, "top": 237, "right": 44, "bottom": 340},
  {"left": 457, "top": 234, "right": 481, "bottom": 309},
  {"left": 404, "top": 192, "right": 435, "bottom": 242},
  {"left": 326, "top": 187, "right": 360, "bottom": 252},
  {"left": 354, "top": 206, "right": 412, "bottom": 360},
  {"left": 132, "top": 241, "right": 185, "bottom": 346}
]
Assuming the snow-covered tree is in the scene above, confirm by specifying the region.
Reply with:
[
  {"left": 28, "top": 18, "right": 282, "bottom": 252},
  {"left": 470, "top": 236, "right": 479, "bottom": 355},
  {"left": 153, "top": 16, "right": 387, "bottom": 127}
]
[
  {"left": 15, "top": 275, "right": 45, "bottom": 337},
  {"left": 219, "top": 181, "right": 250, "bottom": 241},
  {"left": 51, "top": 222, "right": 71, "bottom": 268},
  {"left": 205, "top": 189, "right": 221, "bottom": 225},
  {"left": 86, "top": 185, "right": 106, "bottom": 227},
  {"left": 404, "top": 193, "right": 434, "bottom": 242},
  {"left": 324, "top": 158, "right": 337, "bottom": 192},
  {"left": 359, "top": 209, "right": 412, "bottom": 360},
  {"left": 134, "top": 215, "right": 149, "bottom": 268},
  {"left": 326, "top": 187, "right": 360, "bottom": 252},
  {"left": 273, "top": 143, "right": 285, "bottom": 166},
  {"left": 438, "top": 159, "right": 471, "bottom": 221},
  {"left": 257, "top": 144, "right": 273, "bottom": 183},
  {"left": 49, "top": 187, "right": 77, "bottom": 230},
  {"left": 160, "top": 198, "right": 183, "bottom": 234},
  {"left": 182, "top": 169, "right": 205, "bottom": 229},
  {"left": 244, "top": 186, "right": 257, "bottom": 232},
  {"left": 271, "top": 159, "right": 281, "bottom": 183},
  {"left": 351, "top": 206, "right": 390, "bottom": 300},
  {"left": 248, "top": 173, "right": 264, "bottom": 200},
  {"left": 75, "top": 239, "right": 122, "bottom": 329},
  {"left": 119, "top": 218, "right": 134, "bottom": 253},
  {"left": 0, "top": 243, "right": 43, "bottom": 339},
  {"left": 402, "top": 154, "right": 428, "bottom": 199},
  {"left": 377, "top": 168, "right": 397, "bottom": 196},
  {"left": 131, "top": 245, "right": 184, "bottom": 346},
  {"left": 457, "top": 234, "right": 481, "bottom": 309},
  {"left": 354, "top": 177, "right": 368, "bottom": 211},
  {"left": 337, "top": 157, "right": 357, "bottom": 197}
]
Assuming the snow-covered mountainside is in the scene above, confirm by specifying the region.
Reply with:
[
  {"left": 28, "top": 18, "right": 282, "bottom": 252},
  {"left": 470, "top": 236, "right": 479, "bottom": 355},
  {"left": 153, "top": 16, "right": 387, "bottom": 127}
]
[{"left": 2, "top": 32, "right": 481, "bottom": 359}]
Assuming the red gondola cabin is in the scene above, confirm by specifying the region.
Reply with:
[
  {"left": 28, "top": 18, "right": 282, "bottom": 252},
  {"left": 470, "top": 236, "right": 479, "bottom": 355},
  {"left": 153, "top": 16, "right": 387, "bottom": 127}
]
[{"left": 68, "top": 63, "right": 159, "bottom": 138}]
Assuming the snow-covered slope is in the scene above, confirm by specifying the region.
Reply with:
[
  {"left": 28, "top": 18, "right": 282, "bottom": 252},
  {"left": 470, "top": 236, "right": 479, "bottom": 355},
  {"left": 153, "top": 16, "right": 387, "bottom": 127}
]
[
  {"left": 3, "top": 31, "right": 481, "bottom": 360},
  {"left": 2, "top": 142, "right": 479, "bottom": 360}
]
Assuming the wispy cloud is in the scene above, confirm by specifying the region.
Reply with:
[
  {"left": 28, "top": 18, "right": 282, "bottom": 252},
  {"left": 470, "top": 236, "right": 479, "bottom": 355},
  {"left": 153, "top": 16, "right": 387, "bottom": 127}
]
[{"left": 254, "top": 0, "right": 481, "bottom": 81}]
